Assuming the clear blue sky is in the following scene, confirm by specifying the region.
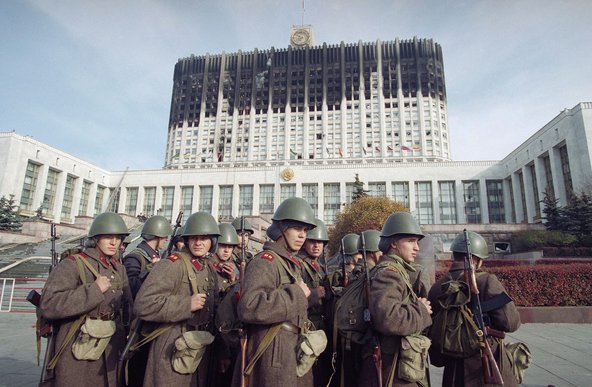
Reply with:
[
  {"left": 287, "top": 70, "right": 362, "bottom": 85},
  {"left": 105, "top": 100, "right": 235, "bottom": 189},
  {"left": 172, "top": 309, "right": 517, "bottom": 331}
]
[{"left": 1, "top": 0, "right": 591, "bottom": 171}]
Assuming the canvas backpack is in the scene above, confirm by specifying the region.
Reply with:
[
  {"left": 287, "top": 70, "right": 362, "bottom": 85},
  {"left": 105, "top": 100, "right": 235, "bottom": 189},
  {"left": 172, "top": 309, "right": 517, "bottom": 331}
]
[
  {"left": 333, "top": 260, "right": 411, "bottom": 347},
  {"left": 428, "top": 274, "right": 484, "bottom": 359}
]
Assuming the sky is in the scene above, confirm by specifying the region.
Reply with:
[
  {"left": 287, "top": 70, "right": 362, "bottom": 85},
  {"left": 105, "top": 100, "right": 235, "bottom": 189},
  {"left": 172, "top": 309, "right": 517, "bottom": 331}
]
[{"left": 1, "top": 0, "right": 591, "bottom": 171}]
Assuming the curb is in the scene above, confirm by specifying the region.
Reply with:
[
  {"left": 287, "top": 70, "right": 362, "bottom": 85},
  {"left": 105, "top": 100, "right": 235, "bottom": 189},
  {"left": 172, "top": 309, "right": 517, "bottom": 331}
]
[{"left": 518, "top": 306, "right": 592, "bottom": 323}]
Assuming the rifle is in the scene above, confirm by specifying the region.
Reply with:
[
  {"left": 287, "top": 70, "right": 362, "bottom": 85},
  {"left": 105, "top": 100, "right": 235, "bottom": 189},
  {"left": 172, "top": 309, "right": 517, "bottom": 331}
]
[
  {"left": 361, "top": 232, "right": 382, "bottom": 387},
  {"left": 341, "top": 238, "right": 349, "bottom": 287},
  {"left": 28, "top": 223, "right": 60, "bottom": 381},
  {"left": 463, "top": 229, "right": 504, "bottom": 386},
  {"left": 164, "top": 211, "right": 184, "bottom": 257},
  {"left": 238, "top": 217, "right": 249, "bottom": 387}
]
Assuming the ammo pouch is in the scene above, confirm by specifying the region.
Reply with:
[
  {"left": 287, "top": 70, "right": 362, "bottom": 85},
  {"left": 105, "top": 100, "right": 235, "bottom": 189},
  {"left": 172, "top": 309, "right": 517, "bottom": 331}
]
[
  {"left": 71, "top": 317, "right": 116, "bottom": 360},
  {"left": 296, "top": 329, "right": 328, "bottom": 377},
  {"left": 505, "top": 341, "right": 532, "bottom": 383},
  {"left": 397, "top": 334, "right": 431, "bottom": 383},
  {"left": 171, "top": 330, "right": 215, "bottom": 374}
]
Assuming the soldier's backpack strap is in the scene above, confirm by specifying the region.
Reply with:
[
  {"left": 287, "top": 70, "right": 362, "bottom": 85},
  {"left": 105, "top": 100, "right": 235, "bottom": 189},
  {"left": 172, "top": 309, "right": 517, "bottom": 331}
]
[
  {"left": 46, "top": 254, "right": 99, "bottom": 370},
  {"left": 128, "top": 253, "right": 197, "bottom": 355},
  {"left": 243, "top": 323, "right": 283, "bottom": 376}
]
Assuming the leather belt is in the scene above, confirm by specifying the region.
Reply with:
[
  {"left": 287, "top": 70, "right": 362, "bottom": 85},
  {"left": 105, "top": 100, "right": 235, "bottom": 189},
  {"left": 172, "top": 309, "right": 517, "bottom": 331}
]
[{"left": 280, "top": 322, "right": 300, "bottom": 334}]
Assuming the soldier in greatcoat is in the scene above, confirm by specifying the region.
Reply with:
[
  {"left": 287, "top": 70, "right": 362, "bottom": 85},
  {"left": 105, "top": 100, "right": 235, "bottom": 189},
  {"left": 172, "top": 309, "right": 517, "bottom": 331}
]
[
  {"left": 134, "top": 212, "right": 221, "bottom": 387},
  {"left": 231, "top": 216, "right": 254, "bottom": 263},
  {"left": 298, "top": 218, "right": 331, "bottom": 387},
  {"left": 232, "top": 197, "right": 315, "bottom": 387},
  {"left": 427, "top": 231, "right": 522, "bottom": 387},
  {"left": 39, "top": 212, "right": 132, "bottom": 387},
  {"left": 359, "top": 212, "right": 433, "bottom": 387},
  {"left": 122, "top": 215, "right": 173, "bottom": 387}
]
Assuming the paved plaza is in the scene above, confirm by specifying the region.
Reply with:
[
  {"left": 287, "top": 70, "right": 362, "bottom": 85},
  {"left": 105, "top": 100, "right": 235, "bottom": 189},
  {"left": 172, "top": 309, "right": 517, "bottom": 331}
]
[{"left": 0, "top": 312, "right": 590, "bottom": 386}]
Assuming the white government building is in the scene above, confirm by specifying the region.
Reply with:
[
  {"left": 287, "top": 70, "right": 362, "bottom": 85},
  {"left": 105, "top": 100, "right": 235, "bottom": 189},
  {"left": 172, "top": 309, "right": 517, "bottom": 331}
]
[{"left": 1, "top": 33, "right": 591, "bottom": 234}]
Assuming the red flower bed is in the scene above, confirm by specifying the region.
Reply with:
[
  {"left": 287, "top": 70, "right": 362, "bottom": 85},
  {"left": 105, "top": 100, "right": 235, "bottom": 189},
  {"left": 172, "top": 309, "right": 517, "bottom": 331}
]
[{"left": 434, "top": 259, "right": 592, "bottom": 306}]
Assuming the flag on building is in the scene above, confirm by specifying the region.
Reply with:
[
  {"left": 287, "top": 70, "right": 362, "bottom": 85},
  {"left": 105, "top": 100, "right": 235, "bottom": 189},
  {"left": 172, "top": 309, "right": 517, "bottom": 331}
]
[
  {"left": 401, "top": 145, "right": 412, "bottom": 151},
  {"left": 339, "top": 148, "right": 344, "bottom": 157}
]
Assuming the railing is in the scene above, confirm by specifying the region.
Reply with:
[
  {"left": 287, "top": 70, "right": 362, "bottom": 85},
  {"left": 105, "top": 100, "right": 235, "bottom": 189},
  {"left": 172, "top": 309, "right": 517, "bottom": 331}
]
[{"left": 0, "top": 277, "right": 45, "bottom": 313}]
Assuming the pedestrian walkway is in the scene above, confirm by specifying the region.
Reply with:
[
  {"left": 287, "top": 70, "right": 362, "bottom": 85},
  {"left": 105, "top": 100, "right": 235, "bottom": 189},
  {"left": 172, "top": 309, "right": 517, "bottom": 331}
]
[{"left": 0, "top": 313, "right": 590, "bottom": 386}]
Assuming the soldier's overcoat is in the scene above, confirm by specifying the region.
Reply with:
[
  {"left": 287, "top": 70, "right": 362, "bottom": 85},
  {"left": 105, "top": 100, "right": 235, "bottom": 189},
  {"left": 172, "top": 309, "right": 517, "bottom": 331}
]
[
  {"left": 359, "top": 254, "right": 432, "bottom": 387},
  {"left": 40, "top": 247, "right": 131, "bottom": 387},
  {"left": 427, "top": 261, "right": 521, "bottom": 387},
  {"left": 233, "top": 240, "right": 311, "bottom": 387},
  {"left": 133, "top": 249, "right": 218, "bottom": 387}
]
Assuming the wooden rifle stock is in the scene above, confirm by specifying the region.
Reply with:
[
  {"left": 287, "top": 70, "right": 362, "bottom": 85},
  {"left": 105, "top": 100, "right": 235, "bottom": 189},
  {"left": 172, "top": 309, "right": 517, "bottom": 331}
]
[
  {"left": 463, "top": 229, "right": 504, "bottom": 386},
  {"left": 360, "top": 233, "right": 383, "bottom": 387},
  {"left": 239, "top": 217, "right": 249, "bottom": 387}
]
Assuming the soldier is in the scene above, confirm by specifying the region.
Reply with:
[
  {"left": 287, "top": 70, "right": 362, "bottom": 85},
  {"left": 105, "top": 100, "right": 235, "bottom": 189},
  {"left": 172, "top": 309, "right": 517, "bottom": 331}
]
[
  {"left": 359, "top": 212, "right": 433, "bottom": 387},
  {"left": 122, "top": 215, "right": 172, "bottom": 387},
  {"left": 233, "top": 197, "right": 315, "bottom": 387},
  {"left": 231, "top": 217, "right": 254, "bottom": 263},
  {"left": 351, "top": 229, "right": 383, "bottom": 281},
  {"left": 39, "top": 212, "right": 132, "bottom": 387},
  {"left": 427, "top": 231, "right": 522, "bottom": 387},
  {"left": 134, "top": 212, "right": 220, "bottom": 387},
  {"left": 212, "top": 223, "right": 240, "bottom": 293},
  {"left": 298, "top": 218, "right": 331, "bottom": 387},
  {"left": 123, "top": 215, "right": 173, "bottom": 299},
  {"left": 329, "top": 233, "right": 360, "bottom": 288},
  {"left": 171, "top": 225, "right": 186, "bottom": 252}
]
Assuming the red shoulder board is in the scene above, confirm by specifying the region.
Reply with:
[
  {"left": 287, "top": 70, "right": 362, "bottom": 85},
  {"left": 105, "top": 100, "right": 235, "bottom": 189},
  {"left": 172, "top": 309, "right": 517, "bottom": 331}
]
[
  {"left": 66, "top": 251, "right": 89, "bottom": 261},
  {"left": 260, "top": 252, "right": 274, "bottom": 262},
  {"left": 167, "top": 254, "right": 181, "bottom": 262}
]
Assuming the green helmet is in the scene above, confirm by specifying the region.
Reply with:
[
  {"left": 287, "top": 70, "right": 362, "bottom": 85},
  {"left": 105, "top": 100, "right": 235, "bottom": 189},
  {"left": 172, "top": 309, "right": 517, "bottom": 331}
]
[
  {"left": 358, "top": 230, "right": 381, "bottom": 252},
  {"left": 450, "top": 231, "right": 489, "bottom": 259},
  {"left": 341, "top": 233, "right": 360, "bottom": 255},
  {"left": 272, "top": 197, "right": 317, "bottom": 230},
  {"left": 141, "top": 215, "right": 173, "bottom": 239},
  {"left": 218, "top": 223, "right": 239, "bottom": 246},
  {"left": 380, "top": 212, "right": 424, "bottom": 239},
  {"left": 231, "top": 217, "right": 254, "bottom": 235},
  {"left": 306, "top": 218, "right": 329, "bottom": 242},
  {"left": 88, "top": 212, "right": 129, "bottom": 238},
  {"left": 182, "top": 212, "right": 221, "bottom": 253}
]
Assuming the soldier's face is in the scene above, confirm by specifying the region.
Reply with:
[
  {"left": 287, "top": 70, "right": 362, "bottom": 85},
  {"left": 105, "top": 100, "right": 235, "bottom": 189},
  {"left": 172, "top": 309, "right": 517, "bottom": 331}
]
[
  {"left": 217, "top": 244, "right": 234, "bottom": 261},
  {"left": 304, "top": 240, "right": 324, "bottom": 259},
  {"left": 238, "top": 232, "right": 250, "bottom": 247},
  {"left": 390, "top": 236, "right": 420, "bottom": 263},
  {"left": 187, "top": 235, "right": 212, "bottom": 258},
  {"left": 156, "top": 236, "right": 169, "bottom": 250},
  {"left": 281, "top": 226, "right": 308, "bottom": 252},
  {"left": 96, "top": 235, "right": 122, "bottom": 257}
]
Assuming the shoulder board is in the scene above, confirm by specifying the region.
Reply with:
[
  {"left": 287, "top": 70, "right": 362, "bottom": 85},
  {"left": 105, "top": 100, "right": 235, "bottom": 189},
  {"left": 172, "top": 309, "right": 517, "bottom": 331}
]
[
  {"left": 167, "top": 254, "right": 181, "bottom": 262},
  {"left": 260, "top": 252, "right": 274, "bottom": 262},
  {"left": 66, "top": 252, "right": 88, "bottom": 261}
]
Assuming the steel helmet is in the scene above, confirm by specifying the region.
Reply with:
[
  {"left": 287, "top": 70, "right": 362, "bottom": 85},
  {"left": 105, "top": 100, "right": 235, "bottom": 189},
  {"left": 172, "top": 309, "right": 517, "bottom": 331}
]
[
  {"left": 341, "top": 233, "right": 360, "bottom": 255},
  {"left": 182, "top": 212, "right": 221, "bottom": 253},
  {"left": 141, "top": 215, "right": 173, "bottom": 239},
  {"left": 358, "top": 230, "right": 381, "bottom": 253},
  {"left": 88, "top": 212, "right": 129, "bottom": 238},
  {"left": 231, "top": 217, "right": 254, "bottom": 235},
  {"left": 380, "top": 212, "right": 424, "bottom": 239},
  {"left": 271, "top": 197, "right": 317, "bottom": 230},
  {"left": 218, "top": 223, "right": 239, "bottom": 246},
  {"left": 306, "top": 218, "right": 329, "bottom": 242},
  {"left": 450, "top": 231, "right": 489, "bottom": 259}
]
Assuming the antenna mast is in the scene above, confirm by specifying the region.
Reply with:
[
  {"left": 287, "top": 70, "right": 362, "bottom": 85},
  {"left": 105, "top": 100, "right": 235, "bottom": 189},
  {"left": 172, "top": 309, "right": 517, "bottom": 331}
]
[{"left": 301, "top": 0, "right": 305, "bottom": 25}]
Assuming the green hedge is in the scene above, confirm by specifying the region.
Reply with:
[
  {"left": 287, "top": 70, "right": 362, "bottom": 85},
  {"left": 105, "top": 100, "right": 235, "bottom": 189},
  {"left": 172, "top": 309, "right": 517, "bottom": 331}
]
[{"left": 435, "top": 259, "right": 592, "bottom": 306}]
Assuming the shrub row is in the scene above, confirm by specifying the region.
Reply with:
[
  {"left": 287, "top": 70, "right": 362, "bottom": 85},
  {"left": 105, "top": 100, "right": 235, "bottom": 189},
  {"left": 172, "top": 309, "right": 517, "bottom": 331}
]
[{"left": 434, "top": 260, "right": 592, "bottom": 306}]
